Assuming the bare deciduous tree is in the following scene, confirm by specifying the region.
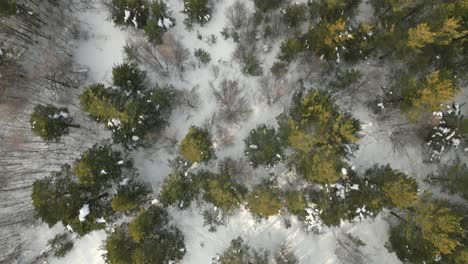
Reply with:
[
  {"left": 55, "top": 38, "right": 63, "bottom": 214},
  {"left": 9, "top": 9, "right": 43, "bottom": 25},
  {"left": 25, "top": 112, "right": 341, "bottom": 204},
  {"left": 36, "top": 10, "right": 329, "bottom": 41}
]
[
  {"left": 268, "top": 12, "right": 288, "bottom": 39},
  {"left": 218, "top": 157, "right": 250, "bottom": 182},
  {"left": 226, "top": 1, "right": 247, "bottom": 30},
  {"left": 335, "top": 232, "right": 371, "bottom": 264},
  {"left": 0, "top": 60, "right": 20, "bottom": 98},
  {"left": 123, "top": 39, "right": 170, "bottom": 76},
  {"left": 177, "top": 84, "right": 201, "bottom": 110},
  {"left": 158, "top": 34, "right": 190, "bottom": 73},
  {"left": 212, "top": 76, "right": 252, "bottom": 124},
  {"left": 258, "top": 74, "right": 291, "bottom": 105},
  {"left": 233, "top": 44, "right": 263, "bottom": 76},
  {"left": 214, "top": 124, "right": 235, "bottom": 147},
  {"left": 211, "top": 65, "right": 220, "bottom": 79},
  {"left": 123, "top": 35, "right": 190, "bottom": 76}
]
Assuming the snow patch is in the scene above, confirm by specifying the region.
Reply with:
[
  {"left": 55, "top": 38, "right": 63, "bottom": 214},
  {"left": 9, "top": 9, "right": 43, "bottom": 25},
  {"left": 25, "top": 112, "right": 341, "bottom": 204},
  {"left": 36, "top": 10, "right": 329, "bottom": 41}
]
[
  {"left": 158, "top": 17, "right": 173, "bottom": 28},
  {"left": 124, "top": 10, "right": 131, "bottom": 23},
  {"left": 132, "top": 15, "right": 138, "bottom": 28},
  {"left": 119, "top": 178, "right": 129, "bottom": 186},
  {"left": 78, "top": 204, "right": 90, "bottom": 222}
]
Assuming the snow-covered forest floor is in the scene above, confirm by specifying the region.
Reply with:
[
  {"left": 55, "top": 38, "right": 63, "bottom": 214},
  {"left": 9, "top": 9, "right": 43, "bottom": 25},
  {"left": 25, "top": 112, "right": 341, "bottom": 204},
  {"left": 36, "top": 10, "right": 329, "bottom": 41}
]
[{"left": 1, "top": 0, "right": 467, "bottom": 263}]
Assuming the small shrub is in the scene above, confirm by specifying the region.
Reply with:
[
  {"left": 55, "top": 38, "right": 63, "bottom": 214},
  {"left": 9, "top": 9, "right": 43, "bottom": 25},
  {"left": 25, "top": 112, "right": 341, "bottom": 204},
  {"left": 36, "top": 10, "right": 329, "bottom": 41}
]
[
  {"left": 221, "top": 27, "right": 230, "bottom": 39},
  {"left": 329, "top": 68, "right": 362, "bottom": 90},
  {"left": 48, "top": 233, "right": 74, "bottom": 258},
  {"left": 270, "top": 61, "right": 288, "bottom": 78},
  {"left": 194, "top": 48, "right": 211, "bottom": 64},
  {"left": 214, "top": 237, "right": 269, "bottom": 264},
  {"left": 202, "top": 208, "right": 226, "bottom": 232}
]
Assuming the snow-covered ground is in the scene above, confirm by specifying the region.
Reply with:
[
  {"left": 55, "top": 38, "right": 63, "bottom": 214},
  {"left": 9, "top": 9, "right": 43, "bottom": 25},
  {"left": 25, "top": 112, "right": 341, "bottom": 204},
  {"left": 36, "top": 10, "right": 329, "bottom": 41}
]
[
  {"left": 35, "top": 1, "right": 417, "bottom": 263},
  {"left": 9, "top": 0, "right": 466, "bottom": 263}
]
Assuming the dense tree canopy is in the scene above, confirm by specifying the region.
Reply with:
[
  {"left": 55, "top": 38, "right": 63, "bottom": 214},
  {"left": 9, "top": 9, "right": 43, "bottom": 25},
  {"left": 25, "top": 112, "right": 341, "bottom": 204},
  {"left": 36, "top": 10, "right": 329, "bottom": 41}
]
[
  {"left": 390, "top": 198, "right": 466, "bottom": 262},
  {"left": 197, "top": 171, "right": 247, "bottom": 213},
  {"left": 0, "top": 0, "right": 16, "bottom": 16},
  {"left": 128, "top": 206, "right": 169, "bottom": 242},
  {"left": 32, "top": 165, "right": 84, "bottom": 227},
  {"left": 111, "top": 181, "right": 150, "bottom": 213},
  {"left": 279, "top": 89, "right": 360, "bottom": 184},
  {"left": 159, "top": 171, "right": 198, "bottom": 209},
  {"left": 428, "top": 160, "right": 468, "bottom": 200},
  {"left": 22, "top": 0, "right": 468, "bottom": 262},
  {"left": 247, "top": 184, "right": 283, "bottom": 218},
  {"left": 31, "top": 165, "right": 110, "bottom": 236},
  {"left": 401, "top": 70, "right": 459, "bottom": 120},
  {"left": 105, "top": 206, "right": 186, "bottom": 264},
  {"left": 180, "top": 126, "right": 215, "bottom": 163},
  {"left": 364, "top": 165, "right": 418, "bottom": 209},
  {"left": 73, "top": 144, "right": 124, "bottom": 186},
  {"left": 244, "top": 125, "right": 283, "bottom": 167},
  {"left": 80, "top": 63, "right": 176, "bottom": 147},
  {"left": 109, "top": 0, "right": 175, "bottom": 43}
]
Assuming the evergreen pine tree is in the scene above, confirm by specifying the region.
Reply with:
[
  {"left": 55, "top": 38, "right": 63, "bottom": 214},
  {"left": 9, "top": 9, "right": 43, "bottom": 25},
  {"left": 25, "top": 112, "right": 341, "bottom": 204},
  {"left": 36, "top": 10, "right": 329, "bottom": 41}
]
[
  {"left": 73, "top": 144, "right": 124, "bottom": 186},
  {"left": 244, "top": 125, "right": 283, "bottom": 167},
  {"left": 30, "top": 104, "right": 75, "bottom": 141},
  {"left": 180, "top": 126, "right": 215, "bottom": 163}
]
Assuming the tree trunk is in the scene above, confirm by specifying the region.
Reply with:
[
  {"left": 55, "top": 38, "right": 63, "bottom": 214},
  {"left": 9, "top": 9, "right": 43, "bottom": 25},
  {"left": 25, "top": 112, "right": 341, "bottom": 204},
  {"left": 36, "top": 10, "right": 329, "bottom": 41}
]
[
  {"left": 87, "top": 192, "right": 109, "bottom": 204},
  {"left": 390, "top": 211, "right": 406, "bottom": 222}
]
